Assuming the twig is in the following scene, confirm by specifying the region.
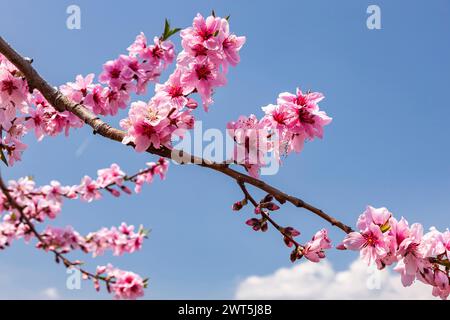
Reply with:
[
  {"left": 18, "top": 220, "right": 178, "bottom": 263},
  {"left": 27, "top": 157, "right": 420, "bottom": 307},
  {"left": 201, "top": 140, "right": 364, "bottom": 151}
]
[{"left": 237, "top": 180, "right": 302, "bottom": 248}]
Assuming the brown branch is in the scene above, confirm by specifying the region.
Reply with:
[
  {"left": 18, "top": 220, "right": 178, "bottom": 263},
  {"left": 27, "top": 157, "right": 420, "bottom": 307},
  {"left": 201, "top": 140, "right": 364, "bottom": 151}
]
[
  {"left": 0, "top": 36, "right": 353, "bottom": 235},
  {"left": 0, "top": 174, "right": 113, "bottom": 285}
]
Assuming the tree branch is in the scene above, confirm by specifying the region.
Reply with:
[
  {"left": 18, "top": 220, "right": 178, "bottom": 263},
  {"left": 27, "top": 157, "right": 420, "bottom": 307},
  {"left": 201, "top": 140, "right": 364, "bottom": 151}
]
[{"left": 0, "top": 36, "right": 353, "bottom": 234}]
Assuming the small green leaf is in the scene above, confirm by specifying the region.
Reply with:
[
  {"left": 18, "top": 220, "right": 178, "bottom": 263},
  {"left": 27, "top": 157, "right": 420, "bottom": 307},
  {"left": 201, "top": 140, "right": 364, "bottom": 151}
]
[
  {"left": 211, "top": 9, "right": 216, "bottom": 17},
  {"left": 164, "top": 18, "right": 170, "bottom": 37},
  {"left": 161, "top": 19, "right": 181, "bottom": 41},
  {"left": 225, "top": 15, "right": 231, "bottom": 21},
  {"left": 0, "top": 148, "right": 8, "bottom": 167},
  {"left": 167, "top": 28, "right": 181, "bottom": 38}
]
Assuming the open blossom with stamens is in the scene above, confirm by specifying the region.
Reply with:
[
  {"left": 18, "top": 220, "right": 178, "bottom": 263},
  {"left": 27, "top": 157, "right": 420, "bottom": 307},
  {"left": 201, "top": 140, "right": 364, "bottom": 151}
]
[
  {"left": 0, "top": 65, "right": 28, "bottom": 108},
  {"left": 344, "top": 223, "right": 388, "bottom": 264},
  {"left": 180, "top": 56, "right": 226, "bottom": 111},
  {"left": 155, "top": 69, "right": 194, "bottom": 109}
]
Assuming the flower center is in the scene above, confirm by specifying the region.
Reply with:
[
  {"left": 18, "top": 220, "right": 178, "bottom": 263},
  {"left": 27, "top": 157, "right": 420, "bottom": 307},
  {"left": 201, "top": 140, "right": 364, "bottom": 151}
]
[
  {"left": 272, "top": 112, "right": 287, "bottom": 125},
  {"left": 151, "top": 46, "right": 163, "bottom": 59},
  {"left": 168, "top": 85, "right": 184, "bottom": 98},
  {"left": 110, "top": 68, "right": 121, "bottom": 79},
  {"left": 1, "top": 79, "right": 18, "bottom": 96},
  {"left": 297, "top": 108, "right": 315, "bottom": 124},
  {"left": 195, "top": 64, "right": 211, "bottom": 80},
  {"left": 365, "top": 233, "right": 376, "bottom": 246},
  {"left": 192, "top": 44, "right": 208, "bottom": 57}
]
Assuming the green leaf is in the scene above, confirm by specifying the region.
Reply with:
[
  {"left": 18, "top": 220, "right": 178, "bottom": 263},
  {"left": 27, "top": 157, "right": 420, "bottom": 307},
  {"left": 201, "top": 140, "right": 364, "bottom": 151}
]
[
  {"left": 163, "top": 18, "right": 170, "bottom": 38},
  {"left": 167, "top": 28, "right": 181, "bottom": 38},
  {"left": 211, "top": 9, "right": 216, "bottom": 17},
  {"left": 225, "top": 15, "right": 231, "bottom": 21},
  {"left": 0, "top": 148, "right": 8, "bottom": 167},
  {"left": 161, "top": 19, "right": 181, "bottom": 41}
]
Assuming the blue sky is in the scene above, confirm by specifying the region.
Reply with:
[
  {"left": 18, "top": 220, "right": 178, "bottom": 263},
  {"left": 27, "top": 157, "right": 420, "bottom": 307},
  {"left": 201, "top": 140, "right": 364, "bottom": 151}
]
[{"left": 0, "top": 0, "right": 449, "bottom": 299}]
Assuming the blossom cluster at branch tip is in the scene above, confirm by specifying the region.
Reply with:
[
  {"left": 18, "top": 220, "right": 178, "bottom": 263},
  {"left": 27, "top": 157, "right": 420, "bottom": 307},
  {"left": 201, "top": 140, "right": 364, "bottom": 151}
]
[
  {"left": 227, "top": 88, "right": 332, "bottom": 178},
  {"left": 342, "top": 206, "right": 450, "bottom": 299},
  {"left": 120, "top": 13, "right": 245, "bottom": 152}
]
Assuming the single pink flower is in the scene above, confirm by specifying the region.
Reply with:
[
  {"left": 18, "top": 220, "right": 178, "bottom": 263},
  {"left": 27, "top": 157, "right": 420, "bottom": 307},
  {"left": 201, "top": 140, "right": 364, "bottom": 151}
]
[
  {"left": 180, "top": 56, "right": 226, "bottom": 111},
  {"left": 343, "top": 222, "right": 388, "bottom": 264}
]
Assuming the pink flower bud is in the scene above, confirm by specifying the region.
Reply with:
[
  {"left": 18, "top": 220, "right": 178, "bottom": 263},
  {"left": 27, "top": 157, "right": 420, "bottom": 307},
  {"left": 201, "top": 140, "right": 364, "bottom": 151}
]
[
  {"left": 120, "top": 185, "right": 132, "bottom": 195},
  {"left": 185, "top": 98, "right": 198, "bottom": 109}
]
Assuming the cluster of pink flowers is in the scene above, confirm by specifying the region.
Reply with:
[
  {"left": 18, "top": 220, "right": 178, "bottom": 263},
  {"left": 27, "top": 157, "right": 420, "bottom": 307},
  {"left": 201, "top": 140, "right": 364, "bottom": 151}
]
[
  {"left": 2, "top": 14, "right": 245, "bottom": 163},
  {"left": 227, "top": 88, "right": 332, "bottom": 177},
  {"left": 61, "top": 33, "right": 174, "bottom": 116},
  {"left": 0, "top": 30, "right": 175, "bottom": 166},
  {"left": 121, "top": 13, "right": 245, "bottom": 152},
  {"left": 26, "top": 90, "right": 84, "bottom": 141},
  {"left": 37, "top": 223, "right": 146, "bottom": 257},
  {"left": 342, "top": 206, "right": 450, "bottom": 299},
  {"left": 0, "top": 159, "right": 168, "bottom": 246},
  {"left": 177, "top": 13, "right": 245, "bottom": 110},
  {"left": 120, "top": 97, "right": 195, "bottom": 151},
  {"left": 0, "top": 54, "right": 30, "bottom": 165},
  {"left": 0, "top": 158, "right": 168, "bottom": 299},
  {"left": 95, "top": 264, "right": 146, "bottom": 300}
]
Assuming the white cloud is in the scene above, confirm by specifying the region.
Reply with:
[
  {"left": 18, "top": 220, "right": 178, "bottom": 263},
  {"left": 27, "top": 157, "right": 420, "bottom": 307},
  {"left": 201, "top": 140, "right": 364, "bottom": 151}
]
[
  {"left": 235, "top": 259, "right": 437, "bottom": 300},
  {"left": 40, "top": 287, "right": 60, "bottom": 300}
]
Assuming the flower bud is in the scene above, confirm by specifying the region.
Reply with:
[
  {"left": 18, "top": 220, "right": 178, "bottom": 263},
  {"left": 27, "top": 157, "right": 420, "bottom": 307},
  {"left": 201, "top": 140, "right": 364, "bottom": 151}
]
[{"left": 185, "top": 98, "right": 198, "bottom": 109}]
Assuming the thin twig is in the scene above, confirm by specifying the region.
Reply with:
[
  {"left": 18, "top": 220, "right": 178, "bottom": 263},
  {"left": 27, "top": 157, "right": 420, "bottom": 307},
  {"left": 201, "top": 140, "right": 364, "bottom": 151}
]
[{"left": 237, "top": 180, "right": 301, "bottom": 248}]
